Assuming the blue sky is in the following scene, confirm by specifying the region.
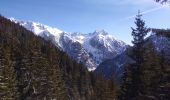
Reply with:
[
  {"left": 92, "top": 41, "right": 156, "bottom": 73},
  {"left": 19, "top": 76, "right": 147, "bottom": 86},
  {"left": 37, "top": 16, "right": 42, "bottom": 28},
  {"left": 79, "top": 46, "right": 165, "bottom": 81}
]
[{"left": 0, "top": 0, "right": 170, "bottom": 44}]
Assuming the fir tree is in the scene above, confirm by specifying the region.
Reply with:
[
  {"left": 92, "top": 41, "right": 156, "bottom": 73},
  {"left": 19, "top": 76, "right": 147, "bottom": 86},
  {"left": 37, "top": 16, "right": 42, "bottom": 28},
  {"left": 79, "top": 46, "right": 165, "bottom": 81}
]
[
  {"left": 120, "top": 11, "right": 150, "bottom": 100},
  {"left": 155, "top": 0, "right": 170, "bottom": 3},
  {"left": 0, "top": 45, "right": 18, "bottom": 99},
  {"left": 130, "top": 11, "right": 150, "bottom": 99},
  {"left": 0, "top": 15, "right": 118, "bottom": 100},
  {"left": 119, "top": 64, "right": 133, "bottom": 100},
  {"left": 140, "top": 43, "right": 162, "bottom": 99}
]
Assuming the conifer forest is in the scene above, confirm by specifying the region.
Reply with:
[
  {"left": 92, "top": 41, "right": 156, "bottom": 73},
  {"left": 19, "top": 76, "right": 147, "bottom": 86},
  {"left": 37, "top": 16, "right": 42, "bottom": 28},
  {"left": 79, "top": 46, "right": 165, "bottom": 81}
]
[{"left": 0, "top": 0, "right": 170, "bottom": 100}]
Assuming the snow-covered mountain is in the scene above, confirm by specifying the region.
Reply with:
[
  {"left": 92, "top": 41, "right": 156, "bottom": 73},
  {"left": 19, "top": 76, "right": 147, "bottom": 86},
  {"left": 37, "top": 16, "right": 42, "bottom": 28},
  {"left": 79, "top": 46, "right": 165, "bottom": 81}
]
[
  {"left": 9, "top": 18, "right": 127, "bottom": 71},
  {"left": 95, "top": 30, "right": 170, "bottom": 80},
  {"left": 148, "top": 33, "right": 170, "bottom": 58}
]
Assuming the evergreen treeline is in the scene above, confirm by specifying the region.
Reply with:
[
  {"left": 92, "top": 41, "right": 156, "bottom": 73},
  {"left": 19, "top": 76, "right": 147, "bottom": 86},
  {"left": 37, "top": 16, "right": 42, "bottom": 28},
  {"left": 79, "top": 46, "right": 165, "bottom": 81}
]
[
  {"left": 155, "top": 0, "right": 170, "bottom": 3},
  {"left": 119, "top": 12, "right": 170, "bottom": 100},
  {"left": 0, "top": 15, "right": 117, "bottom": 100},
  {"left": 1, "top": 12, "right": 169, "bottom": 100},
  {"left": 152, "top": 28, "right": 170, "bottom": 38}
]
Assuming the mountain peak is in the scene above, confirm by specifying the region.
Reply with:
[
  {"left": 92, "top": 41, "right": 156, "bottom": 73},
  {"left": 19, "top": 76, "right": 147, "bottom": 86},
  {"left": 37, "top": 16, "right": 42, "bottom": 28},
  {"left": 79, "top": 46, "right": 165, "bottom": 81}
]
[
  {"left": 71, "top": 32, "right": 84, "bottom": 36},
  {"left": 9, "top": 17, "right": 127, "bottom": 71},
  {"left": 9, "top": 17, "right": 63, "bottom": 36},
  {"left": 89, "top": 29, "right": 108, "bottom": 36}
]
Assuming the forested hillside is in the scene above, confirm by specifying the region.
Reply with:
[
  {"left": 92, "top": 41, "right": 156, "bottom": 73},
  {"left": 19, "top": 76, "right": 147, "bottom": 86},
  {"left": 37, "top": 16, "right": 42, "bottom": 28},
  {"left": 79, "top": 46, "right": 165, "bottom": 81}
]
[
  {"left": 0, "top": 15, "right": 117, "bottom": 100},
  {"left": 152, "top": 28, "right": 170, "bottom": 38},
  {"left": 118, "top": 12, "right": 170, "bottom": 100}
]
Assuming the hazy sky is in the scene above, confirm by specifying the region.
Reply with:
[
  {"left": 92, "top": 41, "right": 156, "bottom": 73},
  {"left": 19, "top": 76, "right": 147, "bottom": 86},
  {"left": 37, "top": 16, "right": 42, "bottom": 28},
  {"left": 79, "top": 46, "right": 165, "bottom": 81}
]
[{"left": 0, "top": 0, "right": 170, "bottom": 44}]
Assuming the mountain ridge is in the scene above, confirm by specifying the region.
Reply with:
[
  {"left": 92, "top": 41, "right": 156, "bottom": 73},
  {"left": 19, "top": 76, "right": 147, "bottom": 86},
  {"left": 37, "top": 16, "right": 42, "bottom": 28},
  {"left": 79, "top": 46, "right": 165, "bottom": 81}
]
[
  {"left": 95, "top": 30, "right": 170, "bottom": 80},
  {"left": 9, "top": 17, "right": 127, "bottom": 71}
]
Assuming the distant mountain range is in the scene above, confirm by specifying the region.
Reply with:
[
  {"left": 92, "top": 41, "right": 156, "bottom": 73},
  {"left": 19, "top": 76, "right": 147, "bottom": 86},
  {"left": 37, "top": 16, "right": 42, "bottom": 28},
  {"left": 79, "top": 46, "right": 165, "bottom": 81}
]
[
  {"left": 9, "top": 17, "right": 170, "bottom": 81},
  {"left": 10, "top": 18, "right": 127, "bottom": 71},
  {"left": 95, "top": 30, "right": 170, "bottom": 80},
  {"left": 1, "top": 15, "right": 119, "bottom": 99}
]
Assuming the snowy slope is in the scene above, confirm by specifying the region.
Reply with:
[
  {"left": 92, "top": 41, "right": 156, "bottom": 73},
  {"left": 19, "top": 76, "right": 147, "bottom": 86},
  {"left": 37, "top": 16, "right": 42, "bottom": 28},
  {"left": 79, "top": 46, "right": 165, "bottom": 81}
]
[
  {"left": 70, "top": 30, "right": 127, "bottom": 65},
  {"left": 10, "top": 18, "right": 63, "bottom": 48},
  {"left": 95, "top": 30, "right": 170, "bottom": 80},
  {"left": 9, "top": 18, "right": 127, "bottom": 71},
  {"left": 147, "top": 32, "right": 170, "bottom": 59}
]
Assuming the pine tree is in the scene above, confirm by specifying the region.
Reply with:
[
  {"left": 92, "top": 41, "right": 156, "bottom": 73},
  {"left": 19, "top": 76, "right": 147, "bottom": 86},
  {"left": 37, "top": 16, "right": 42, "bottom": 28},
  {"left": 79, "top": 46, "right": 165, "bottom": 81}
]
[
  {"left": 104, "top": 78, "right": 117, "bottom": 100},
  {"left": 130, "top": 11, "right": 150, "bottom": 99},
  {"left": 51, "top": 52, "right": 69, "bottom": 99},
  {"left": 0, "top": 15, "right": 118, "bottom": 100},
  {"left": 119, "top": 64, "right": 133, "bottom": 100},
  {"left": 139, "top": 43, "right": 162, "bottom": 99},
  {"left": 0, "top": 46, "right": 18, "bottom": 99},
  {"left": 131, "top": 11, "right": 149, "bottom": 63},
  {"left": 29, "top": 50, "right": 52, "bottom": 99},
  {"left": 155, "top": 0, "right": 170, "bottom": 3},
  {"left": 157, "top": 50, "right": 170, "bottom": 99},
  {"left": 120, "top": 11, "right": 150, "bottom": 100},
  {"left": 50, "top": 64, "right": 69, "bottom": 100}
]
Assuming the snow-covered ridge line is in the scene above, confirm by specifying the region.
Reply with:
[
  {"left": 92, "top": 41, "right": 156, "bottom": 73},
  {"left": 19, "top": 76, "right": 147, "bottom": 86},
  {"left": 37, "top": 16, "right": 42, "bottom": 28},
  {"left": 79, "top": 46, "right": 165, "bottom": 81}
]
[
  {"left": 9, "top": 17, "right": 63, "bottom": 35},
  {"left": 9, "top": 17, "right": 128, "bottom": 71}
]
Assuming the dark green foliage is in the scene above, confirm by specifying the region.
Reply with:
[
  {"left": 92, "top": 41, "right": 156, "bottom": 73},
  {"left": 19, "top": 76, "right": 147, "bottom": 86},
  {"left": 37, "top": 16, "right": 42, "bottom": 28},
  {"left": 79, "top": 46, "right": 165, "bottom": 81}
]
[
  {"left": 119, "top": 12, "right": 170, "bottom": 100},
  {"left": 118, "top": 64, "right": 133, "bottom": 100},
  {"left": 152, "top": 28, "right": 170, "bottom": 38},
  {"left": 120, "top": 11, "right": 147, "bottom": 100},
  {"left": 139, "top": 43, "right": 162, "bottom": 99},
  {"left": 120, "top": 43, "right": 170, "bottom": 100},
  {"left": 131, "top": 11, "right": 150, "bottom": 62},
  {"left": 0, "top": 15, "right": 117, "bottom": 100},
  {"left": 155, "top": 0, "right": 170, "bottom": 3},
  {"left": 157, "top": 50, "right": 170, "bottom": 99},
  {"left": 0, "top": 46, "right": 18, "bottom": 99},
  {"left": 91, "top": 74, "right": 117, "bottom": 100},
  {"left": 130, "top": 11, "right": 149, "bottom": 99}
]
